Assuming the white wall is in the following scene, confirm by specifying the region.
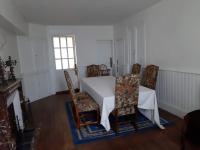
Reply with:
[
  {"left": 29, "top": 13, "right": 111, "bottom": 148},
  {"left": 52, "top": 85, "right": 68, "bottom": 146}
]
[
  {"left": 0, "top": 0, "right": 28, "bottom": 34},
  {"left": 47, "top": 26, "right": 113, "bottom": 93},
  {"left": 143, "top": 0, "right": 200, "bottom": 74},
  {"left": 114, "top": 0, "right": 200, "bottom": 116},
  {"left": 17, "top": 24, "right": 52, "bottom": 102},
  {"left": 114, "top": 13, "right": 146, "bottom": 74},
  {"left": 17, "top": 24, "right": 113, "bottom": 101},
  {"left": 0, "top": 27, "right": 20, "bottom": 77}
]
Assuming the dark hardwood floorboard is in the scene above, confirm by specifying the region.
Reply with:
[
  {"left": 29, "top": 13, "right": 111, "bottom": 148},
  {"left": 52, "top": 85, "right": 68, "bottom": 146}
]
[{"left": 31, "top": 94, "right": 183, "bottom": 150}]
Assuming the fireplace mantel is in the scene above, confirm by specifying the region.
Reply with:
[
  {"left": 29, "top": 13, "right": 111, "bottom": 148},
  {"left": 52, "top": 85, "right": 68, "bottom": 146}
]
[{"left": 0, "top": 80, "right": 21, "bottom": 97}]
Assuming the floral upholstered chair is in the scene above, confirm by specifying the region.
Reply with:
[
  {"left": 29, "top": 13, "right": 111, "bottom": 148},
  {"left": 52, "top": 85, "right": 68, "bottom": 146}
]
[
  {"left": 142, "top": 65, "right": 159, "bottom": 90},
  {"left": 132, "top": 63, "right": 141, "bottom": 75},
  {"left": 64, "top": 70, "right": 100, "bottom": 129},
  {"left": 181, "top": 110, "right": 200, "bottom": 150},
  {"left": 87, "top": 64, "right": 100, "bottom": 77},
  {"left": 113, "top": 74, "right": 140, "bottom": 132},
  {"left": 99, "top": 64, "right": 110, "bottom": 76},
  {"left": 66, "top": 64, "right": 80, "bottom": 92}
]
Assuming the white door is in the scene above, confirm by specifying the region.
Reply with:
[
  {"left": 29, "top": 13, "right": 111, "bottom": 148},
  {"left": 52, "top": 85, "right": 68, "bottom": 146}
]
[
  {"left": 114, "top": 39, "right": 125, "bottom": 76},
  {"left": 127, "top": 27, "right": 137, "bottom": 72},
  {"left": 96, "top": 40, "right": 113, "bottom": 67}
]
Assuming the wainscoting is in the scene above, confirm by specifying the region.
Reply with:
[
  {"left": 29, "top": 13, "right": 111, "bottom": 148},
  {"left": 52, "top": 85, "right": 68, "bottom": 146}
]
[
  {"left": 156, "top": 69, "right": 200, "bottom": 118},
  {"left": 22, "top": 70, "right": 52, "bottom": 102}
]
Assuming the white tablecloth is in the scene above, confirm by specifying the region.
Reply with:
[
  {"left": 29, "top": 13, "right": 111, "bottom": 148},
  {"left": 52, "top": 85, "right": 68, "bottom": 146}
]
[{"left": 81, "top": 76, "right": 164, "bottom": 131}]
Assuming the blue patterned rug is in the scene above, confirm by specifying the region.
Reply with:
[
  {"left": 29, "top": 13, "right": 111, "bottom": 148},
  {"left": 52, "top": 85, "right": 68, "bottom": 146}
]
[{"left": 66, "top": 101, "right": 171, "bottom": 144}]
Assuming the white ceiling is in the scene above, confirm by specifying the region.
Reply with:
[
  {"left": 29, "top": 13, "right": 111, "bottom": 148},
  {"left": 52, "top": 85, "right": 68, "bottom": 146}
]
[{"left": 13, "top": 0, "right": 160, "bottom": 25}]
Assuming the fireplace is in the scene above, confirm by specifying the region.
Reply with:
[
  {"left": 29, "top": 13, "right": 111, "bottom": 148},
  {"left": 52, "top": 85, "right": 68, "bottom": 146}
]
[
  {"left": 8, "top": 103, "right": 19, "bottom": 140},
  {"left": 7, "top": 90, "right": 24, "bottom": 131},
  {"left": 0, "top": 80, "right": 33, "bottom": 150}
]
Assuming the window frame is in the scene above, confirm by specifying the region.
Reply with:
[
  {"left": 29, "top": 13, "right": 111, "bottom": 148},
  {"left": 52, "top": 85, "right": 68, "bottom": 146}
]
[{"left": 52, "top": 35, "right": 77, "bottom": 70}]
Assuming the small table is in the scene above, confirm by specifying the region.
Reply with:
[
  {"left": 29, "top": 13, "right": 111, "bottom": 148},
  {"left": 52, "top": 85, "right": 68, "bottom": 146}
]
[{"left": 81, "top": 76, "right": 164, "bottom": 131}]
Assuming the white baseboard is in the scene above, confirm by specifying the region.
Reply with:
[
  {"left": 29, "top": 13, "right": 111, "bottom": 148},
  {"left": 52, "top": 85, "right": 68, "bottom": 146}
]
[{"left": 158, "top": 101, "right": 186, "bottom": 118}]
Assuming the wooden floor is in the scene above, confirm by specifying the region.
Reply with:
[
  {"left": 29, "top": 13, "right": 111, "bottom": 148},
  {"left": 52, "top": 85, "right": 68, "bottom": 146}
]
[{"left": 31, "top": 94, "right": 183, "bottom": 150}]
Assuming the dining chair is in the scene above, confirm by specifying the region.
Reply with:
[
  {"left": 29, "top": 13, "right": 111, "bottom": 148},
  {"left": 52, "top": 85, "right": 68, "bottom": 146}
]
[
  {"left": 67, "top": 64, "right": 80, "bottom": 92},
  {"left": 64, "top": 70, "right": 100, "bottom": 129},
  {"left": 86, "top": 64, "right": 100, "bottom": 77},
  {"left": 112, "top": 74, "right": 140, "bottom": 132},
  {"left": 181, "top": 110, "right": 200, "bottom": 150},
  {"left": 65, "top": 68, "right": 79, "bottom": 91},
  {"left": 132, "top": 63, "right": 141, "bottom": 75},
  {"left": 99, "top": 64, "right": 110, "bottom": 76},
  {"left": 142, "top": 65, "right": 159, "bottom": 90}
]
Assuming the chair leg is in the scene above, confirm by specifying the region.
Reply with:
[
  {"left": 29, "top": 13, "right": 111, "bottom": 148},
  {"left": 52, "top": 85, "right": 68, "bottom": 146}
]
[
  {"left": 73, "top": 106, "right": 81, "bottom": 130},
  {"left": 96, "top": 109, "right": 100, "bottom": 124},
  {"left": 72, "top": 104, "right": 77, "bottom": 121},
  {"left": 75, "top": 124, "right": 80, "bottom": 130},
  {"left": 132, "top": 106, "right": 138, "bottom": 131},
  {"left": 76, "top": 116, "right": 81, "bottom": 130},
  {"left": 132, "top": 114, "right": 138, "bottom": 131},
  {"left": 114, "top": 109, "right": 119, "bottom": 133}
]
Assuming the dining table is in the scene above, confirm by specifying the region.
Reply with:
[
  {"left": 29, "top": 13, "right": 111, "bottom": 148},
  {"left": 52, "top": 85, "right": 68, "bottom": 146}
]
[{"left": 80, "top": 76, "right": 164, "bottom": 131}]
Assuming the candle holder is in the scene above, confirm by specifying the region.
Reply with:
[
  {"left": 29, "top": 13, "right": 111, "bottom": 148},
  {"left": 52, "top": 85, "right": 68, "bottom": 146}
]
[
  {"left": 0, "top": 57, "right": 7, "bottom": 85},
  {"left": 5, "top": 56, "right": 17, "bottom": 81}
]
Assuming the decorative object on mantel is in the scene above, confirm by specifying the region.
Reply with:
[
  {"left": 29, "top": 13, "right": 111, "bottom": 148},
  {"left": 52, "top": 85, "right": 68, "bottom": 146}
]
[
  {"left": 0, "top": 56, "right": 17, "bottom": 85},
  {"left": 0, "top": 57, "right": 7, "bottom": 85},
  {"left": 5, "top": 56, "right": 17, "bottom": 81}
]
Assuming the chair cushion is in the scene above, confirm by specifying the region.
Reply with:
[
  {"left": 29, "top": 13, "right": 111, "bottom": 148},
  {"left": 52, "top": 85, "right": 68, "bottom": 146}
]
[
  {"left": 117, "top": 107, "right": 136, "bottom": 116},
  {"left": 76, "top": 97, "right": 99, "bottom": 112},
  {"left": 74, "top": 92, "right": 99, "bottom": 112},
  {"left": 74, "top": 92, "right": 89, "bottom": 100}
]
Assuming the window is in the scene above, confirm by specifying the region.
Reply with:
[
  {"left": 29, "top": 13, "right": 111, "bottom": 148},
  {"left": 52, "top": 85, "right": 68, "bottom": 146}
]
[{"left": 53, "top": 36, "right": 76, "bottom": 70}]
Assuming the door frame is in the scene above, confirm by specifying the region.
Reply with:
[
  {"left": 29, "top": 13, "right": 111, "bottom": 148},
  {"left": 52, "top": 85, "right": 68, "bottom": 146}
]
[
  {"left": 114, "top": 38, "right": 125, "bottom": 76},
  {"left": 126, "top": 26, "right": 138, "bottom": 73}
]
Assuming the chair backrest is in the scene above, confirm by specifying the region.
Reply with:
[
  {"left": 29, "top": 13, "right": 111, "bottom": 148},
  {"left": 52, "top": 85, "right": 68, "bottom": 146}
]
[
  {"left": 115, "top": 74, "right": 140, "bottom": 109},
  {"left": 66, "top": 68, "right": 79, "bottom": 89},
  {"left": 99, "top": 64, "right": 107, "bottom": 70},
  {"left": 64, "top": 70, "right": 76, "bottom": 100},
  {"left": 132, "top": 63, "right": 141, "bottom": 75},
  {"left": 87, "top": 64, "right": 100, "bottom": 77},
  {"left": 99, "top": 64, "right": 110, "bottom": 76},
  {"left": 142, "top": 65, "right": 159, "bottom": 90}
]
